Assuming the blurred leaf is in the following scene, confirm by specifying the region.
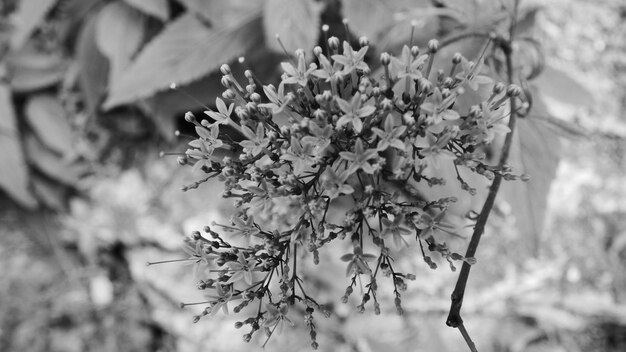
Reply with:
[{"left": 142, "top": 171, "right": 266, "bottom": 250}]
[
  {"left": 124, "top": 0, "right": 169, "bottom": 20},
  {"left": 502, "top": 98, "right": 561, "bottom": 255},
  {"left": 176, "top": 0, "right": 263, "bottom": 27},
  {"left": 342, "top": 0, "right": 395, "bottom": 41},
  {"left": 25, "top": 134, "right": 81, "bottom": 186},
  {"left": 104, "top": 11, "right": 264, "bottom": 109},
  {"left": 9, "top": 0, "right": 58, "bottom": 50},
  {"left": 263, "top": 0, "right": 323, "bottom": 53},
  {"left": 533, "top": 63, "right": 595, "bottom": 109},
  {"left": 0, "top": 83, "right": 37, "bottom": 208},
  {"left": 96, "top": 2, "right": 146, "bottom": 87},
  {"left": 31, "top": 174, "right": 66, "bottom": 210},
  {"left": 76, "top": 14, "right": 109, "bottom": 115},
  {"left": 6, "top": 48, "right": 67, "bottom": 92},
  {"left": 25, "top": 94, "right": 72, "bottom": 156}
]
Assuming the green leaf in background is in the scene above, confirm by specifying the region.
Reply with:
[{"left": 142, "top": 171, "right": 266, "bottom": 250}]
[
  {"left": 263, "top": 0, "right": 324, "bottom": 53},
  {"left": 24, "top": 134, "right": 81, "bottom": 186},
  {"left": 8, "top": 0, "right": 58, "bottom": 50},
  {"left": 501, "top": 95, "right": 562, "bottom": 256},
  {"left": 103, "top": 11, "right": 264, "bottom": 109},
  {"left": 124, "top": 0, "right": 170, "bottom": 21},
  {"left": 533, "top": 63, "right": 596, "bottom": 109},
  {"left": 0, "top": 83, "right": 37, "bottom": 208},
  {"left": 342, "top": 0, "right": 395, "bottom": 41},
  {"left": 25, "top": 95, "right": 73, "bottom": 156},
  {"left": 76, "top": 14, "right": 110, "bottom": 115},
  {"left": 31, "top": 174, "right": 66, "bottom": 210},
  {"left": 176, "top": 0, "right": 263, "bottom": 28},
  {"left": 6, "top": 47, "right": 67, "bottom": 93},
  {"left": 342, "top": 0, "right": 442, "bottom": 51},
  {"left": 96, "top": 2, "right": 146, "bottom": 88}
]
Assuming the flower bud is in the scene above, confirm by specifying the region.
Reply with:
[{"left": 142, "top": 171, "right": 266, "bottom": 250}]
[
  {"left": 428, "top": 39, "right": 439, "bottom": 53},
  {"left": 313, "top": 46, "right": 323, "bottom": 57},
  {"left": 220, "top": 64, "right": 231, "bottom": 75},
  {"left": 222, "top": 89, "right": 236, "bottom": 100},
  {"left": 177, "top": 156, "right": 188, "bottom": 165},
  {"left": 250, "top": 92, "right": 262, "bottom": 103},
  {"left": 185, "top": 111, "right": 196, "bottom": 123},
  {"left": 452, "top": 52, "right": 463, "bottom": 64},
  {"left": 328, "top": 36, "right": 340, "bottom": 51},
  {"left": 220, "top": 75, "right": 231, "bottom": 88},
  {"left": 359, "top": 36, "right": 369, "bottom": 47},
  {"left": 506, "top": 84, "right": 522, "bottom": 97},
  {"left": 411, "top": 45, "right": 420, "bottom": 57},
  {"left": 380, "top": 52, "right": 391, "bottom": 66}
]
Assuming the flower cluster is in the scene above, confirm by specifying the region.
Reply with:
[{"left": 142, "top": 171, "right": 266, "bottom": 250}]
[{"left": 175, "top": 35, "right": 521, "bottom": 348}]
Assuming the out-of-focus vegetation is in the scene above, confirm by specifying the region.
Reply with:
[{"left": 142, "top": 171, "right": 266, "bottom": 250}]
[{"left": 0, "top": 0, "right": 625, "bottom": 351}]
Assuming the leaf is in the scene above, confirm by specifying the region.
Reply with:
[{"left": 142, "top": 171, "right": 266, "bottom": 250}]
[
  {"left": 124, "top": 0, "right": 169, "bottom": 20},
  {"left": 104, "top": 11, "right": 264, "bottom": 109},
  {"left": 31, "top": 174, "right": 66, "bottom": 210},
  {"left": 24, "top": 134, "right": 81, "bottom": 186},
  {"left": 6, "top": 47, "right": 67, "bottom": 92},
  {"left": 138, "top": 46, "right": 283, "bottom": 139},
  {"left": 9, "top": 0, "right": 58, "bottom": 50},
  {"left": 176, "top": 0, "right": 263, "bottom": 27},
  {"left": 0, "top": 83, "right": 37, "bottom": 208},
  {"left": 263, "top": 0, "right": 323, "bottom": 53},
  {"left": 342, "top": 0, "right": 395, "bottom": 41},
  {"left": 25, "top": 95, "right": 73, "bottom": 156},
  {"left": 501, "top": 110, "right": 561, "bottom": 256},
  {"left": 533, "top": 63, "right": 595, "bottom": 109},
  {"left": 76, "top": 13, "right": 110, "bottom": 115},
  {"left": 96, "top": 2, "right": 146, "bottom": 87}
]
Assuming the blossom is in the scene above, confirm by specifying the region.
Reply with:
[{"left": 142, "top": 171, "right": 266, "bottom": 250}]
[
  {"left": 381, "top": 214, "right": 412, "bottom": 247},
  {"left": 204, "top": 284, "right": 233, "bottom": 315},
  {"left": 336, "top": 93, "right": 376, "bottom": 133},
  {"left": 280, "top": 137, "right": 318, "bottom": 175},
  {"left": 421, "top": 88, "right": 460, "bottom": 127},
  {"left": 371, "top": 114, "right": 407, "bottom": 151},
  {"left": 332, "top": 41, "right": 369, "bottom": 75},
  {"left": 225, "top": 252, "right": 259, "bottom": 285},
  {"left": 320, "top": 168, "right": 354, "bottom": 199},
  {"left": 390, "top": 45, "right": 426, "bottom": 81},
  {"left": 239, "top": 123, "right": 269, "bottom": 156},
  {"left": 281, "top": 50, "right": 316, "bottom": 86},
  {"left": 340, "top": 246, "right": 377, "bottom": 276},
  {"left": 339, "top": 138, "right": 379, "bottom": 174},
  {"left": 204, "top": 98, "right": 234, "bottom": 126},
  {"left": 413, "top": 211, "right": 457, "bottom": 240}
]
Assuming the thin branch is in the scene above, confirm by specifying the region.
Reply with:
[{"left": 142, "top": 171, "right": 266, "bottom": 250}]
[{"left": 446, "top": 0, "right": 522, "bottom": 350}]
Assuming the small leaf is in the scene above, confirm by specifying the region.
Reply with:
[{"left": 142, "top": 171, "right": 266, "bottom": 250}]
[
  {"left": 533, "top": 63, "right": 595, "bottom": 109},
  {"left": 75, "top": 14, "right": 109, "bottom": 115},
  {"left": 104, "top": 11, "right": 264, "bottom": 109},
  {"left": 502, "top": 110, "right": 561, "bottom": 256},
  {"left": 96, "top": 2, "right": 146, "bottom": 87},
  {"left": 0, "top": 83, "right": 37, "bottom": 208},
  {"left": 31, "top": 174, "right": 66, "bottom": 210},
  {"left": 263, "top": 0, "right": 323, "bottom": 53},
  {"left": 124, "top": 0, "right": 169, "bottom": 20},
  {"left": 177, "top": 0, "right": 263, "bottom": 27},
  {"left": 6, "top": 48, "right": 67, "bottom": 92},
  {"left": 25, "top": 134, "right": 81, "bottom": 186},
  {"left": 342, "top": 0, "right": 395, "bottom": 41},
  {"left": 25, "top": 95, "right": 73, "bottom": 156},
  {"left": 9, "top": 0, "right": 58, "bottom": 50}
]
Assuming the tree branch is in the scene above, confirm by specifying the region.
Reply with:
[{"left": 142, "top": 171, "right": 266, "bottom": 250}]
[{"left": 446, "top": 0, "right": 522, "bottom": 350}]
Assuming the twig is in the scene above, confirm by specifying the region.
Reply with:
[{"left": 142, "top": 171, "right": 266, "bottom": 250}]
[{"left": 446, "top": 0, "right": 522, "bottom": 350}]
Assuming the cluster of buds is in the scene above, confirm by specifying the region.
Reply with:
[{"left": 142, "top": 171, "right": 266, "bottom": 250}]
[{"left": 174, "top": 33, "right": 522, "bottom": 348}]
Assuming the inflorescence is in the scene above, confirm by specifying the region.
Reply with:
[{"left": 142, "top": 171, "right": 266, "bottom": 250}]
[{"left": 171, "top": 34, "right": 523, "bottom": 348}]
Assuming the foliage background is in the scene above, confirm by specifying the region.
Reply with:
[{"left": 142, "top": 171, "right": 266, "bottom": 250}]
[{"left": 0, "top": 0, "right": 625, "bottom": 351}]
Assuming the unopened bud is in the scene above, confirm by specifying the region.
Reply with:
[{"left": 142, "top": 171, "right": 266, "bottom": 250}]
[
  {"left": 380, "top": 52, "right": 391, "bottom": 66},
  {"left": 328, "top": 36, "right": 340, "bottom": 51},
  {"left": 506, "top": 84, "right": 522, "bottom": 97},
  {"left": 428, "top": 39, "right": 439, "bottom": 53},
  {"left": 359, "top": 36, "right": 369, "bottom": 47},
  {"left": 220, "top": 64, "right": 231, "bottom": 75},
  {"left": 452, "top": 52, "right": 463, "bottom": 64}
]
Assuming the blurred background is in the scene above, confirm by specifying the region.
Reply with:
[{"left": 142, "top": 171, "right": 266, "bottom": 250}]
[{"left": 1, "top": 0, "right": 625, "bottom": 351}]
